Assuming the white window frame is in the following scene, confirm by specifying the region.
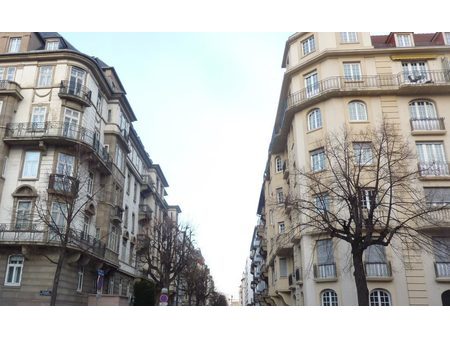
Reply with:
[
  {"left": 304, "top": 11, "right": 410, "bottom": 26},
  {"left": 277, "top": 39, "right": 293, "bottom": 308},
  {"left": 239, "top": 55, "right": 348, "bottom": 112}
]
[
  {"left": 395, "top": 34, "right": 413, "bottom": 47},
  {"left": 87, "top": 171, "right": 94, "bottom": 196},
  {"left": 6, "top": 67, "right": 16, "bottom": 81},
  {"left": 45, "top": 40, "right": 60, "bottom": 51},
  {"left": 302, "top": 35, "right": 316, "bottom": 56},
  {"left": 8, "top": 37, "right": 21, "bottom": 53},
  {"left": 4, "top": 255, "right": 24, "bottom": 286},
  {"left": 311, "top": 148, "right": 325, "bottom": 172},
  {"left": 343, "top": 62, "right": 362, "bottom": 81},
  {"left": 109, "top": 225, "right": 120, "bottom": 252},
  {"left": 77, "top": 266, "right": 84, "bottom": 292},
  {"left": 424, "top": 188, "right": 450, "bottom": 207},
  {"left": 416, "top": 142, "right": 448, "bottom": 176},
  {"left": 304, "top": 72, "right": 319, "bottom": 98},
  {"left": 279, "top": 257, "right": 288, "bottom": 277},
  {"left": 50, "top": 202, "right": 68, "bottom": 236},
  {"left": 278, "top": 222, "right": 285, "bottom": 234},
  {"left": 276, "top": 188, "right": 284, "bottom": 204},
  {"left": 348, "top": 101, "right": 368, "bottom": 121},
  {"left": 369, "top": 289, "right": 392, "bottom": 306},
  {"left": 340, "top": 32, "right": 358, "bottom": 44},
  {"left": 445, "top": 32, "right": 450, "bottom": 45},
  {"left": 37, "top": 66, "right": 53, "bottom": 87},
  {"left": 402, "top": 61, "right": 428, "bottom": 83},
  {"left": 308, "top": 108, "right": 322, "bottom": 131},
  {"left": 353, "top": 142, "right": 373, "bottom": 165},
  {"left": 21, "top": 150, "right": 40, "bottom": 179},
  {"left": 0, "top": 101, "right": 3, "bottom": 114},
  {"left": 15, "top": 200, "right": 32, "bottom": 229},
  {"left": 314, "top": 194, "right": 330, "bottom": 213},
  {"left": 361, "top": 189, "right": 376, "bottom": 210},
  {"left": 321, "top": 289, "right": 338, "bottom": 306},
  {"left": 30, "top": 106, "right": 47, "bottom": 130},
  {"left": 275, "top": 156, "right": 283, "bottom": 173},
  {"left": 131, "top": 213, "right": 135, "bottom": 235}
]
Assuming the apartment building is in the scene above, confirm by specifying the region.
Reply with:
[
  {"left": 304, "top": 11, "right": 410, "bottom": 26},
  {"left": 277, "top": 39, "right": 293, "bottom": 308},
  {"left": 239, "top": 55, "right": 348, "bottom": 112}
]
[
  {"left": 252, "top": 32, "right": 450, "bottom": 306},
  {"left": 0, "top": 32, "right": 180, "bottom": 305}
]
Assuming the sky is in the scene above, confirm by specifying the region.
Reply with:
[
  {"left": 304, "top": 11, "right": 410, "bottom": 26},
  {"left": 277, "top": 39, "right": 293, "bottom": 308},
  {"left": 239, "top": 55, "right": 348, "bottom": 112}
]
[{"left": 61, "top": 32, "right": 289, "bottom": 298}]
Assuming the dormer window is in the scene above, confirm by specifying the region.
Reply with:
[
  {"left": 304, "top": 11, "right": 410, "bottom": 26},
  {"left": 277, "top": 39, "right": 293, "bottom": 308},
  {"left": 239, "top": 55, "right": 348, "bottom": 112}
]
[
  {"left": 45, "top": 39, "right": 60, "bottom": 51},
  {"left": 444, "top": 32, "right": 450, "bottom": 45},
  {"left": 8, "top": 37, "right": 21, "bottom": 53},
  {"left": 340, "top": 32, "right": 358, "bottom": 43},
  {"left": 395, "top": 33, "right": 413, "bottom": 47}
]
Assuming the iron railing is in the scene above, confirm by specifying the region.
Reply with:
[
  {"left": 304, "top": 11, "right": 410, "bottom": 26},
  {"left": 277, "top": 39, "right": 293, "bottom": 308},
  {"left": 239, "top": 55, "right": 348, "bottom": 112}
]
[
  {"left": 5, "top": 121, "right": 112, "bottom": 170},
  {"left": 435, "top": 262, "right": 450, "bottom": 278},
  {"left": 314, "top": 263, "right": 337, "bottom": 279},
  {"left": 59, "top": 80, "right": 92, "bottom": 103},
  {"left": 418, "top": 161, "right": 450, "bottom": 177},
  {"left": 286, "top": 70, "right": 450, "bottom": 112},
  {"left": 48, "top": 174, "right": 79, "bottom": 196},
  {"left": 0, "top": 80, "right": 21, "bottom": 91},
  {"left": 364, "top": 262, "right": 392, "bottom": 277},
  {"left": 410, "top": 117, "right": 445, "bottom": 131}
]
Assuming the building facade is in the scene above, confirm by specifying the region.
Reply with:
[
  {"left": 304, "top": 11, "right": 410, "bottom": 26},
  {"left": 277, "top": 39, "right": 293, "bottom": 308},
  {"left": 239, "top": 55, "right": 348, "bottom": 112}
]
[
  {"left": 0, "top": 32, "right": 180, "bottom": 305},
  {"left": 251, "top": 32, "right": 450, "bottom": 306}
]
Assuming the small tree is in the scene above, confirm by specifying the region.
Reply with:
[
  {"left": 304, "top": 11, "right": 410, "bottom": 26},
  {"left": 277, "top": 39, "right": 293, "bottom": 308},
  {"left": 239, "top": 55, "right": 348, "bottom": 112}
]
[
  {"left": 133, "top": 279, "right": 157, "bottom": 306},
  {"left": 180, "top": 250, "right": 213, "bottom": 305},
  {"left": 285, "top": 123, "right": 449, "bottom": 305},
  {"left": 209, "top": 291, "right": 228, "bottom": 306}
]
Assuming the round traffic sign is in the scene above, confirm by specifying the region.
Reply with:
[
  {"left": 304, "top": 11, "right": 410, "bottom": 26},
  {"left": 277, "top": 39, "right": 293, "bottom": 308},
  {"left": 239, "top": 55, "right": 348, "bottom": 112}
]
[{"left": 160, "top": 294, "right": 169, "bottom": 302}]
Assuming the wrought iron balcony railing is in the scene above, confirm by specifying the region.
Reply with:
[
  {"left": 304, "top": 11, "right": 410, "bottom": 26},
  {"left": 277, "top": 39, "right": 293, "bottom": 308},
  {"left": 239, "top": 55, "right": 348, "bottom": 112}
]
[
  {"left": 364, "top": 262, "right": 392, "bottom": 278},
  {"left": 418, "top": 161, "right": 450, "bottom": 177},
  {"left": 59, "top": 80, "right": 92, "bottom": 106},
  {"left": 435, "top": 262, "right": 450, "bottom": 278},
  {"left": 5, "top": 122, "right": 112, "bottom": 170},
  {"left": 48, "top": 174, "right": 79, "bottom": 196},
  {"left": 410, "top": 118, "right": 445, "bottom": 131},
  {"left": 314, "top": 263, "right": 337, "bottom": 279}
]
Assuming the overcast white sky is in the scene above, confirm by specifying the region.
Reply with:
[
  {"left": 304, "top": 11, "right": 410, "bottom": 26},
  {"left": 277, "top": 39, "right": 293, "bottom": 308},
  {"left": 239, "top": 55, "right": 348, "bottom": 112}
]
[{"left": 61, "top": 32, "right": 289, "bottom": 298}]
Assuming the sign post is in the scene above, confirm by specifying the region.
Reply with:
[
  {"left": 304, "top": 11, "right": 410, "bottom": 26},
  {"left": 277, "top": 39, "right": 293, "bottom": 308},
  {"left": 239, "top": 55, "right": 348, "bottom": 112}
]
[{"left": 159, "top": 287, "right": 168, "bottom": 306}]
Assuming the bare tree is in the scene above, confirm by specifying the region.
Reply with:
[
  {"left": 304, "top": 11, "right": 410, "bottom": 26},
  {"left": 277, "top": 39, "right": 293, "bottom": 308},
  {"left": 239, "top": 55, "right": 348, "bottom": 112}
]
[
  {"left": 136, "top": 219, "right": 195, "bottom": 305},
  {"left": 284, "top": 122, "right": 450, "bottom": 305}
]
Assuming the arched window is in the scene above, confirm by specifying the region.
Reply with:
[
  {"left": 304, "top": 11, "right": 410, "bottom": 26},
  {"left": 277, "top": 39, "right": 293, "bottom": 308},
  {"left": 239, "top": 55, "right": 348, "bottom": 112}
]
[
  {"left": 409, "top": 100, "right": 440, "bottom": 131},
  {"left": 348, "top": 101, "right": 368, "bottom": 121},
  {"left": 369, "top": 289, "right": 392, "bottom": 306},
  {"left": 4, "top": 255, "right": 24, "bottom": 286},
  {"left": 321, "top": 289, "right": 338, "bottom": 306},
  {"left": 308, "top": 108, "right": 322, "bottom": 131},
  {"left": 442, "top": 290, "right": 450, "bottom": 306},
  {"left": 275, "top": 156, "right": 283, "bottom": 173}
]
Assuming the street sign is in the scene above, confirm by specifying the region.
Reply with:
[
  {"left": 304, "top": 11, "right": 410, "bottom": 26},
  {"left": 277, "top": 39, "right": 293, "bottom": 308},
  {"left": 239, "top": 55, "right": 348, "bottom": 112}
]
[
  {"left": 97, "top": 269, "right": 105, "bottom": 276},
  {"left": 159, "top": 294, "right": 169, "bottom": 303}
]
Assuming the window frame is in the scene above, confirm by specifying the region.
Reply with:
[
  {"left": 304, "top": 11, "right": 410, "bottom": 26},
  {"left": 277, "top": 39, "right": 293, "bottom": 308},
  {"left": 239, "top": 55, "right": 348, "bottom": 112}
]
[
  {"left": 77, "top": 266, "right": 84, "bottom": 292},
  {"left": 340, "top": 32, "right": 358, "bottom": 44},
  {"left": 343, "top": 62, "right": 362, "bottom": 81},
  {"left": 278, "top": 222, "right": 285, "bottom": 234},
  {"left": 321, "top": 289, "right": 338, "bottom": 306},
  {"left": 307, "top": 108, "right": 322, "bottom": 131},
  {"left": 279, "top": 257, "right": 288, "bottom": 278},
  {"left": 15, "top": 200, "right": 32, "bottom": 229},
  {"left": 445, "top": 32, "right": 450, "bottom": 45},
  {"left": 395, "top": 33, "right": 414, "bottom": 47},
  {"left": 30, "top": 106, "right": 47, "bottom": 130},
  {"left": 348, "top": 101, "right": 368, "bottom": 122},
  {"left": 8, "top": 37, "right": 22, "bottom": 53},
  {"left": 21, "top": 150, "right": 41, "bottom": 179},
  {"left": 37, "top": 65, "right": 53, "bottom": 87},
  {"left": 301, "top": 35, "right": 316, "bottom": 56},
  {"left": 276, "top": 187, "right": 284, "bottom": 204},
  {"left": 353, "top": 142, "right": 373, "bottom": 165},
  {"left": 310, "top": 148, "right": 326, "bottom": 172},
  {"left": 45, "top": 40, "right": 60, "bottom": 51},
  {"left": 4, "top": 255, "right": 24, "bottom": 286},
  {"left": 275, "top": 156, "right": 283, "bottom": 173},
  {"left": 369, "top": 289, "right": 392, "bottom": 306}
]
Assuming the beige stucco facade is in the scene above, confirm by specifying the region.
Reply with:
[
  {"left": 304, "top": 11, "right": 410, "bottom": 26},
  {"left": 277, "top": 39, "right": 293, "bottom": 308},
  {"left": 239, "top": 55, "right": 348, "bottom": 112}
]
[{"left": 251, "top": 32, "right": 450, "bottom": 306}]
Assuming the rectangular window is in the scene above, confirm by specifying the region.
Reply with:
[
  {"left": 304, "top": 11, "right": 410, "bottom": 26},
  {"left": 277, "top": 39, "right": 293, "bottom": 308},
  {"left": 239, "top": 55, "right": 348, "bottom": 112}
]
[
  {"left": 310, "top": 148, "right": 325, "bottom": 172},
  {"left": 133, "top": 182, "right": 137, "bottom": 202},
  {"left": 4, "top": 255, "right": 24, "bottom": 286},
  {"left": 96, "top": 94, "right": 103, "bottom": 112},
  {"left": 31, "top": 106, "right": 47, "bottom": 130},
  {"left": 343, "top": 62, "right": 362, "bottom": 81},
  {"left": 109, "top": 225, "right": 120, "bottom": 252},
  {"left": 22, "top": 151, "right": 40, "bottom": 179},
  {"left": 115, "top": 145, "right": 124, "bottom": 171},
  {"left": 8, "top": 37, "right": 21, "bottom": 53},
  {"left": 353, "top": 143, "right": 373, "bottom": 165},
  {"left": 87, "top": 172, "right": 94, "bottom": 196},
  {"left": 279, "top": 258, "right": 288, "bottom": 277},
  {"left": 0, "top": 67, "right": 4, "bottom": 80},
  {"left": 433, "top": 237, "right": 450, "bottom": 262},
  {"left": 50, "top": 202, "right": 68, "bottom": 235},
  {"left": 0, "top": 101, "right": 3, "bottom": 115},
  {"left": 45, "top": 40, "right": 60, "bottom": 51},
  {"left": 361, "top": 189, "right": 376, "bottom": 210},
  {"left": 340, "top": 32, "right": 358, "bottom": 43},
  {"left": 126, "top": 173, "right": 131, "bottom": 195},
  {"left": 68, "top": 66, "right": 85, "bottom": 96},
  {"left": 82, "top": 215, "right": 91, "bottom": 240},
  {"left": 302, "top": 35, "right": 316, "bottom": 56},
  {"left": 314, "top": 194, "right": 330, "bottom": 212},
  {"left": 402, "top": 61, "right": 428, "bottom": 83},
  {"left": 396, "top": 34, "right": 413, "bottom": 47},
  {"left": 63, "top": 108, "right": 80, "bottom": 139},
  {"left": 278, "top": 222, "right": 285, "bottom": 234},
  {"left": 121, "top": 239, "right": 127, "bottom": 261},
  {"left": 77, "top": 267, "right": 84, "bottom": 292},
  {"left": 131, "top": 213, "right": 135, "bottom": 234},
  {"left": 424, "top": 188, "right": 450, "bottom": 207},
  {"left": 365, "top": 245, "right": 387, "bottom": 263},
  {"left": 129, "top": 243, "right": 135, "bottom": 266},
  {"left": 37, "top": 66, "right": 52, "bottom": 87},
  {"left": 416, "top": 142, "right": 449, "bottom": 176},
  {"left": 56, "top": 153, "right": 75, "bottom": 176},
  {"left": 317, "top": 239, "right": 334, "bottom": 265},
  {"left": 6, "top": 67, "right": 16, "bottom": 81},
  {"left": 445, "top": 32, "right": 450, "bottom": 45},
  {"left": 15, "top": 200, "right": 32, "bottom": 229},
  {"left": 304, "top": 72, "right": 319, "bottom": 98},
  {"left": 276, "top": 188, "right": 284, "bottom": 204}
]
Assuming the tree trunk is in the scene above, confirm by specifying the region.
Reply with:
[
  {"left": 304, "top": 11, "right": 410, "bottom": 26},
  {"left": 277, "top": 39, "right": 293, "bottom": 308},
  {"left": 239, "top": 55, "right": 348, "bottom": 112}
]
[
  {"left": 50, "top": 246, "right": 66, "bottom": 306},
  {"left": 352, "top": 250, "right": 369, "bottom": 306}
]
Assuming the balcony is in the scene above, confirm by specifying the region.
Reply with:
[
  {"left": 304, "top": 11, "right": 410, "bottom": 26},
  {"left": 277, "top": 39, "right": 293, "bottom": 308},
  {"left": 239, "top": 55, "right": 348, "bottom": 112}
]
[
  {"left": 58, "top": 80, "right": 92, "bottom": 107},
  {"left": 110, "top": 206, "right": 123, "bottom": 224},
  {"left": 0, "top": 80, "right": 23, "bottom": 100},
  {"left": 138, "top": 204, "right": 152, "bottom": 222},
  {"left": 314, "top": 263, "right": 337, "bottom": 281},
  {"left": 4, "top": 122, "right": 112, "bottom": 174},
  {"left": 435, "top": 262, "right": 450, "bottom": 279},
  {"left": 418, "top": 162, "right": 450, "bottom": 178},
  {"left": 140, "top": 175, "right": 154, "bottom": 197},
  {"left": 275, "top": 232, "right": 294, "bottom": 256},
  {"left": 410, "top": 118, "right": 445, "bottom": 134},
  {"left": 48, "top": 174, "right": 79, "bottom": 197},
  {"left": 364, "top": 262, "right": 393, "bottom": 280}
]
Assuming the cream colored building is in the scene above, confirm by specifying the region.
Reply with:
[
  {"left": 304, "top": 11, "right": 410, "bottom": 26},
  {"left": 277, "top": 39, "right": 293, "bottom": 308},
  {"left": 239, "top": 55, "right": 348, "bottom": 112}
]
[
  {"left": 0, "top": 32, "right": 180, "bottom": 305},
  {"left": 253, "top": 32, "right": 450, "bottom": 306}
]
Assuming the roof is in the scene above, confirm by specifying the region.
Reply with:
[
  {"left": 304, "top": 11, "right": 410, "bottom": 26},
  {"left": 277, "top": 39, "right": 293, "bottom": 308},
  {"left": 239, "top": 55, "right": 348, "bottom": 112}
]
[
  {"left": 37, "top": 32, "right": 79, "bottom": 52},
  {"left": 371, "top": 32, "right": 445, "bottom": 48}
]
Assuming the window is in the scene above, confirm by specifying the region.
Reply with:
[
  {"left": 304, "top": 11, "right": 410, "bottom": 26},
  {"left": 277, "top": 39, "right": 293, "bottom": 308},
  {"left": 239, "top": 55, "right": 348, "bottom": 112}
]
[
  {"left": 131, "top": 213, "right": 135, "bottom": 234},
  {"left": 130, "top": 243, "right": 135, "bottom": 266},
  {"left": 321, "top": 289, "right": 338, "bottom": 306},
  {"left": 409, "top": 100, "right": 440, "bottom": 130},
  {"left": 63, "top": 108, "right": 80, "bottom": 139},
  {"left": 343, "top": 62, "right": 362, "bottom": 81},
  {"left": 316, "top": 239, "right": 335, "bottom": 278},
  {"left": 433, "top": 237, "right": 450, "bottom": 278},
  {"left": 314, "top": 194, "right": 330, "bottom": 213},
  {"left": 8, "top": 37, "right": 21, "bottom": 53},
  {"left": 121, "top": 239, "right": 127, "bottom": 261},
  {"left": 15, "top": 200, "right": 32, "bottom": 229},
  {"left": 0, "top": 101, "right": 3, "bottom": 114},
  {"left": 124, "top": 206, "right": 129, "bottom": 228},
  {"left": 340, "top": 32, "right": 358, "bottom": 43},
  {"left": 416, "top": 142, "right": 448, "bottom": 176},
  {"left": 68, "top": 67, "right": 85, "bottom": 96},
  {"left": 365, "top": 245, "right": 390, "bottom": 277},
  {"left": 304, "top": 72, "right": 319, "bottom": 98},
  {"left": 115, "top": 145, "right": 124, "bottom": 171},
  {"left": 96, "top": 94, "right": 103, "bottom": 112},
  {"left": 133, "top": 182, "right": 137, "bottom": 202},
  {"left": 82, "top": 215, "right": 91, "bottom": 240},
  {"left": 77, "top": 267, "right": 84, "bottom": 292},
  {"left": 276, "top": 188, "right": 284, "bottom": 204},
  {"left": 50, "top": 202, "right": 67, "bottom": 236},
  {"left": 310, "top": 148, "right": 325, "bottom": 172},
  {"left": 56, "top": 152, "right": 75, "bottom": 177},
  {"left": 424, "top": 188, "right": 450, "bottom": 207},
  {"left": 396, "top": 34, "right": 413, "bottom": 47},
  {"left": 278, "top": 222, "right": 285, "bottom": 234},
  {"left": 107, "top": 109, "right": 112, "bottom": 122},
  {"left": 275, "top": 156, "right": 283, "bottom": 173},
  {"left": 21, "top": 151, "right": 40, "bottom": 179},
  {"left": 126, "top": 173, "right": 131, "bottom": 194},
  {"left": 31, "top": 106, "right": 47, "bottom": 130},
  {"left": 361, "top": 189, "right": 376, "bottom": 210},
  {"left": 308, "top": 108, "right": 322, "bottom": 131},
  {"left": 348, "top": 101, "right": 368, "bottom": 121},
  {"left": 353, "top": 143, "right": 373, "bottom": 165},
  {"left": 87, "top": 172, "right": 94, "bottom": 196},
  {"left": 402, "top": 62, "right": 428, "bottom": 83},
  {"left": 37, "top": 66, "right": 52, "bottom": 87},
  {"left": 445, "top": 32, "right": 450, "bottom": 45},
  {"left": 109, "top": 225, "right": 120, "bottom": 252},
  {"left": 4, "top": 255, "right": 24, "bottom": 286},
  {"left": 279, "top": 257, "right": 288, "bottom": 277},
  {"left": 1, "top": 67, "right": 17, "bottom": 81},
  {"left": 369, "top": 289, "right": 392, "bottom": 306},
  {"left": 302, "top": 35, "right": 316, "bottom": 55},
  {"left": 45, "top": 40, "right": 60, "bottom": 51}
]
